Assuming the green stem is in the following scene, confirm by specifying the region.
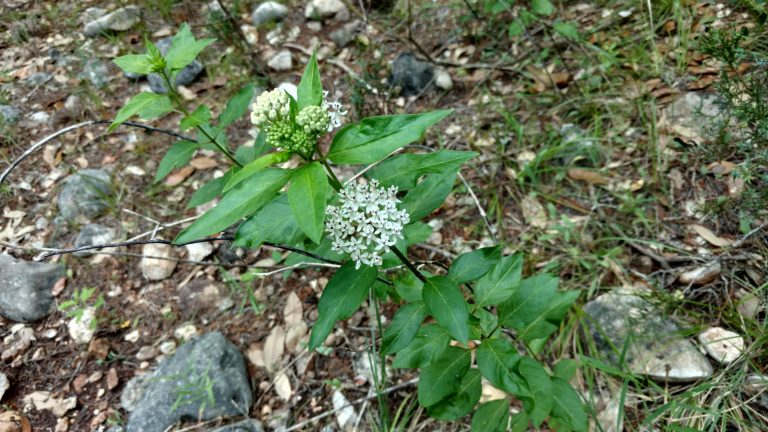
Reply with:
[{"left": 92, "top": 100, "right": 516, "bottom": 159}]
[
  {"left": 160, "top": 71, "right": 242, "bottom": 168},
  {"left": 370, "top": 293, "right": 390, "bottom": 430},
  {"left": 390, "top": 246, "right": 427, "bottom": 283},
  {"left": 320, "top": 159, "right": 343, "bottom": 191}
]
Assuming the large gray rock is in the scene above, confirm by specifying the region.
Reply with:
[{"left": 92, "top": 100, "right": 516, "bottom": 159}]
[
  {"left": 329, "top": 20, "right": 362, "bottom": 48},
  {"left": 74, "top": 224, "right": 116, "bottom": 257},
  {"left": 583, "top": 289, "right": 713, "bottom": 382},
  {"left": 252, "top": 2, "right": 288, "bottom": 26},
  {"left": 0, "top": 254, "right": 63, "bottom": 322},
  {"left": 208, "top": 419, "right": 264, "bottom": 432},
  {"left": 83, "top": 6, "right": 141, "bottom": 37},
  {"left": 81, "top": 59, "right": 110, "bottom": 88},
  {"left": 126, "top": 332, "right": 252, "bottom": 432},
  {"left": 390, "top": 53, "right": 434, "bottom": 96},
  {"left": 57, "top": 169, "right": 112, "bottom": 221},
  {"left": 147, "top": 37, "right": 204, "bottom": 94},
  {"left": 0, "top": 105, "right": 21, "bottom": 124},
  {"left": 305, "top": 0, "right": 347, "bottom": 20},
  {"left": 662, "top": 92, "right": 723, "bottom": 144}
]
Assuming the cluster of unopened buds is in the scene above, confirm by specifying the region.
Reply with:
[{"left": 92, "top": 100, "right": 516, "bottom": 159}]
[
  {"left": 325, "top": 179, "right": 410, "bottom": 269},
  {"left": 250, "top": 88, "right": 347, "bottom": 157}
]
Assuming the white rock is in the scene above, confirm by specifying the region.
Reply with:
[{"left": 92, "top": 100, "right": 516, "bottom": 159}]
[
  {"left": 83, "top": 6, "right": 141, "bottom": 36},
  {"left": 0, "top": 372, "right": 8, "bottom": 402},
  {"left": 268, "top": 50, "right": 293, "bottom": 71},
  {"left": 22, "top": 391, "right": 77, "bottom": 417},
  {"left": 434, "top": 68, "right": 453, "bottom": 90},
  {"left": 278, "top": 82, "right": 298, "bottom": 99},
  {"left": 140, "top": 243, "right": 178, "bottom": 281},
  {"left": 28, "top": 111, "right": 50, "bottom": 124},
  {"left": 332, "top": 390, "right": 356, "bottom": 430},
  {"left": 305, "top": 0, "right": 347, "bottom": 20},
  {"left": 159, "top": 340, "right": 177, "bottom": 355},
  {"left": 174, "top": 323, "right": 199, "bottom": 341},
  {"left": 68, "top": 307, "right": 96, "bottom": 344},
  {"left": 185, "top": 242, "right": 214, "bottom": 262},
  {"left": 124, "top": 329, "right": 140, "bottom": 343},
  {"left": 252, "top": 1, "right": 289, "bottom": 26},
  {"left": 698, "top": 327, "right": 744, "bottom": 364},
  {"left": 124, "top": 165, "right": 146, "bottom": 176}
]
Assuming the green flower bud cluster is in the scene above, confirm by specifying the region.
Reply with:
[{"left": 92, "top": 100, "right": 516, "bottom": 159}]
[
  {"left": 266, "top": 121, "right": 315, "bottom": 155},
  {"left": 296, "top": 105, "right": 330, "bottom": 134},
  {"left": 250, "top": 89, "right": 290, "bottom": 127}
]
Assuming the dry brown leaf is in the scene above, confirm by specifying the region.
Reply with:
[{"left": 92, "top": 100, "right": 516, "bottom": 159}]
[
  {"left": 285, "top": 321, "right": 308, "bottom": 354},
  {"left": 263, "top": 325, "right": 286, "bottom": 373},
  {"left": 164, "top": 166, "right": 195, "bottom": 186},
  {"left": 480, "top": 381, "right": 507, "bottom": 403},
  {"left": 273, "top": 371, "right": 292, "bottom": 401},
  {"left": 521, "top": 195, "right": 547, "bottom": 229},
  {"left": 690, "top": 224, "right": 733, "bottom": 247},
  {"left": 567, "top": 168, "right": 609, "bottom": 185},
  {"left": 247, "top": 346, "right": 265, "bottom": 368},
  {"left": 189, "top": 157, "right": 218, "bottom": 170},
  {"left": 706, "top": 160, "right": 737, "bottom": 175},
  {"left": 283, "top": 292, "right": 303, "bottom": 327},
  {"left": 0, "top": 411, "right": 32, "bottom": 432}
]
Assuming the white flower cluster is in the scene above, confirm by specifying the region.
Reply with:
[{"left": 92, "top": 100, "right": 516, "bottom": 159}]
[
  {"left": 322, "top": 90, "right": 347, "bottom": 131},
  {"left": 326, "top": 179, "right": 410, "bottom": 269},
  {"left": 250, "top": 89, "right": 290, "bottom": 127}
]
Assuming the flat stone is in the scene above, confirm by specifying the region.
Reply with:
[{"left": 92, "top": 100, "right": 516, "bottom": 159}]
[
  {"left": 80, "top": 59, "right": 110, "bottom": 88},
  {"left": 583, "top": 288, "right": 713, "bottom": 382},
  {"left": 57, "top": 169, "right": 112, "bottom": 221},
  {"left": 698, "top": 327, "right": 744, "bottom": 364},
  {"left": 140, "top": 243, "right": 177, "bottom": 281},
  {"left": 252, "top": 2, "right": 288, "bottom": 26},
  {"left": 305, "top": 0, "right": 347, "bottom": 20},
  {"left": 74, "top": 224, "right": 116, "bottom": 257},
  {"left": 329, "top": 20, "right": 361, "bottom": 48},
  {"left": 135, "top": 345, "right": 158, "bottom": 361},
  {"left": 178, "top": 280, "right": 225, "bottom": 318},
  {"left": 1, "top": 327, "right": 35, "bottom": 361},
  {"left": 0, "top": 105, "right": 21, "bottom": 124},
  {"left": 147, "top": 37, "right": 204, "bottom": 94},
  {"left": 84, "top": 6, "right": 141, "bottom": 36},
  {"left": 662, "top": 92, "right": 722, "bottom": 144},
  {"left": 125, "top": 332, "right": 252, "bottom": 432},
  {"left": 0, "top": 372, "right": 8, "bottom": 402},
  {"left": 68, "top": 307, "right": 97, "bottom": 344},
  {"left": 28, "top": 111, "right": 50, "bottom": 124},
  {"left": 390, "top": 53, "right": 434, "bottom": 96},
  {"left": 0, "top": 254, "right": 63, "bottom": 322},
  {"left": 185, "top": 242, "right": 214, "bottom": 262},
  {"left": 268, "top": 50, "right": 293, "bottom": 71}
]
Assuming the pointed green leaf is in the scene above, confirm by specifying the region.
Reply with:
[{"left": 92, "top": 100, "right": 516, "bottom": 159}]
[
  {"left": 427, "top": 369, "right": 481, "bottom": 420},
  {"left": 474, "top": 253, "right": 523, "bottom": 307},
  {"left": 553, "top": 359, "right": 579, "bottom": 381},
  {"left": 234, "top": 195, "right": 303, "bottom": 248},
  {"left": 165, "top": 22, "right": 215, "bottom": 71},
  {"left": 288, "top": 162, "right": 328, "bottom": 244},
  {"left": 367, "top": 150, "right": 477, "bottom": 190},
  {"left": 392, "top": 324, "right": 450, "bottom": 368},
  {"left": 422, "top": 276, "right": 469, "bottom": 345},
  {"left": 180, "top": 105, "right": 212, "bottom": 130},
  {"left": 297, "top": 51, "right": 322, "bottom": 109},
  {"left": 223, "top": 151, "right": 291, "bottom": 192},
  {"left": 174, "top": 168, "right": 290, "bottom": 243},
  {"left": 518, "top": 358, "right": 552, "bottom": 427},
  {"left": 531, "top": 0, "right": 554, "bottom": 16},
  {"left": 553, "top": 21, "right": 580, "bottom": 41},
  {"left": 109, "top": 92, "right": 172, "bottom": 131},
  {"left": 400, "top": 170, "right": 457, "bottom": 220},
  {"left": 394, "top": 271, "right": 423, "bottom": 303},
  {"left": 219, "top": 84, "right": 255, "bottom": 127},
  {"left": 155, "top": 141, "right": 197, "bottom": 183},
  {"left": 382, "top": 303, "right": 426, "bottom": 355},
  {"left": 550, "top": 377, "right": 588, "bottom": 432},
  {"left": 476, "top": 338, "right": 530, "bottom": 397},
  {"left": 113, "top": 54, "right": 151, "bottom": 74},
  {"left": 418, "top": 346, "right": 471, "bottom": 407},
  {"left": 448, "top": 245, "right": 502, "bottom": 285},
  {"left": 471, "top": 400, "right": 510, "bottom": 432},
  {"left": 328, "top": 110, "right": 453, "bottom": 164},
  {"left": 186, "top": 170, "right": 232, "bottom": 209},
  {"left": 308, "top": 262, "right": 378, "bottom": 350}
]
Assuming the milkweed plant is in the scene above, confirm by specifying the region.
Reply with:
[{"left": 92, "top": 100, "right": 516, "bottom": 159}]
[{"left": 110, "top": 24, "right": 587, "bottom": 432}]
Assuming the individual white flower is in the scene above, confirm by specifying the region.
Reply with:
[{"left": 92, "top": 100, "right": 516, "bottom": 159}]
[
  {"left": 322, "top": 90, "right": 347, "bottom": 131},
  {"left": 250, "top": 88, "right": 291, "bottom": 127},
  {"left": 325, "top": 179, "right": 410, "bottom": 269}
]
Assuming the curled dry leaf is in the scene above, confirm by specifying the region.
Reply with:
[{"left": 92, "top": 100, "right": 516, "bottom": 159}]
[
  {"left": 273, "top": 371, "right": 292, "bottom": 401},
  {"left": 263, "top": 325, "right": 286, "bottom": 373},
  {"left": 567, "top": 168, "right": 609, "bottom": 185},
  {"left": 521, "top": 195, "right": 547, "bottom": 229},
  {"left": 283, "top": 292, "right": 303, "bottom": 327},
  {"left": 690, "top": 224, "right": 733, "bottom": 247},
  {"left": 678, "top": 262, "right": 721, "bottom": 285},
  {"left": 247, "top": 345, "right": 265, "bottom": 368},
  {"left": 164, "top": 166, "right": 195, "bottom": 187}
]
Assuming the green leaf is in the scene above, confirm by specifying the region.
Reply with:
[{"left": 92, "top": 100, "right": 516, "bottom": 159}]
[
  {"left": 180, "top": 105, "right": 212, "bottom": 130},
  {"left": 531, "top": 0, "right": 554, "bottom": 16},
  {"left": 328, "top": 110, "right": 452, "bottom": 164},
  {"left": 174, "top": 168, "right": 290, "bottom": 243},
  {"left": 401, "top": 170, "right": 457, "bottom": 220},
  {"left": 448, "top": 246, "right": 502, "bottom": 285},
  {"left": 518, "top": 357, "right": 553, "bottom": 427},
  {"left": 422, "top": 276, "right": 469, "bottom": 345},
  {"left": 197, "top": 124, "right": 229, "bottom": 152},
  {"left": 427, "top": 369, "right": 481, "bottom": 420},
  {"left": 186, "top": 171, "right": 231, "bottom": 209},
  {"left": 288, "top": 162, "right": 328, "bottom": 244},
  {"left": 155, "top": 141, "right": 197, "bottom": 183},
  {"left": 109, "top": 92, "right": 172, "bottom": 131},
  {"left": 476, "top": 338, "right": 529, "bottom": 397},
  {"left": 394, "top": 271, "right": 423, "bottom": 303},
  {"left": 382, "top": 303, "right": 426, "bottom": 355},
  {"left": 474, "top": 253, "right": 523, "bottom": 307},
  {"left": 234, "top": 195, "right": 303, "bottom": 248},
  {"left": 553, "top": 21, "right": 580, "bottom": 40},
  {"left": 550, "top": 377, "right": 588, "bottom": 432},
  {"left": 223, "top": 151, "right": 291, "bottom": 192},
  {"left": 308, "top": 262, "right": 378, "bottom": 350},
  {"left": 418, "top": 346, "right": 471, "bottom": 407},
  {"left": 392, "top": 324, "right": 450, "bottom": 368},
  {"left": 235, "top": 132, "right": 269, "bottom": 165},
  {"left": 508, "top": 21, "right": 524, "bottom": 38},
  {"left": 165, "top": 22, "right": 216, "bottom": 71},
  {"left": 517, "top": 290, "right": 578, "bottom": 342},
  {"left": 219, "top": 84, "right": 255, "bottom": 127},
  {"left": 553, "top": 359, "right": 579, "bottom": 380},
  {"left": 471, "top": 400, "right": 510, "bottom": 432},
  {"left": 297, "top": 51, "right": 323, "bottom": 109},
  {"left": 367, "top": 150, "right": 477, "bottom": 190},
  {"left": 113, "top": 54, "right": 151, "bottom": 74}
]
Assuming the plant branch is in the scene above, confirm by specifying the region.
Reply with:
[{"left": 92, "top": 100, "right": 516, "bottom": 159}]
[
  {"left": 320, "top": 159, "right": 344, "bottom": 191},
  {"left": 390, "top": 246, "right": 427, "bottom": 282},
  {"left": 0, "top": 120, "right": 194, "bottom": 186}
]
